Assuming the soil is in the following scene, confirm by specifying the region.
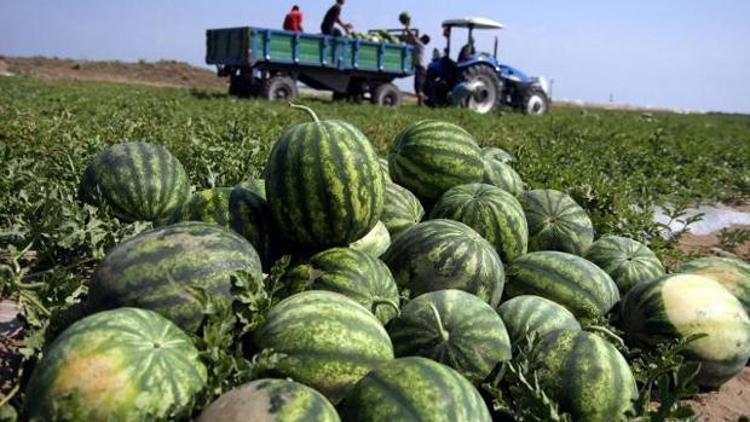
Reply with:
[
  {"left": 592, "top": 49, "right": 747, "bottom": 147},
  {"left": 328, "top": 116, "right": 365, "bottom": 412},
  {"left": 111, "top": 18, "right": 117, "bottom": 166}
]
[
  {"left": 688, "top": 368, "right": 750, "bottom": 421},
  {"left": 0, "top": 300, "right": 24, "bottom": 397}
]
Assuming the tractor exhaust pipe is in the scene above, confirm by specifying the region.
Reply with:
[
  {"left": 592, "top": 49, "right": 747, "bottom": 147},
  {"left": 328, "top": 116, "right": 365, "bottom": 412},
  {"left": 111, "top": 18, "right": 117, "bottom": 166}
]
[{"left": 494, "top": 36, "right": 498, "bottom": 59}]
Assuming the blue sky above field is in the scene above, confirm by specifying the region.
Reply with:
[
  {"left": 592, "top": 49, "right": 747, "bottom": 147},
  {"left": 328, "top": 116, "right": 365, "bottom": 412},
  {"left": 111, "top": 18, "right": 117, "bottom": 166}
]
[{"left": 1, "top": 0, "right": 749, "bottom": 113}]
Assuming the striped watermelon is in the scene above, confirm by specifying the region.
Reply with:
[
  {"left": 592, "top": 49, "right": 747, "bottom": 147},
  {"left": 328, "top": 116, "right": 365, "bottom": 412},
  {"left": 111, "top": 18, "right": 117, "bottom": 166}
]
[
  {"left": 621, "top": 274, "right": 750, "bottom": 387},
  {"left": 534, "top": 330, "right": 637, "bottom": 421},
  {"left": 382, "top": 219, "right": 505, "bottom": 307},
  {"left": 481, "top": 146, "right": 514, "bottom": 164},
  {"left": 482, "top": 160, "right": 524, "bottom": 196},
  {"left": 497, "top": 295, "right": 581, "bottom": 345},
  {"left": 237, "top": 176, "right": 267, "bottom": 199},
  {"left": 506, "top": 251, "right": 620, "bottom": 319},
  {"left": 381, "top": 181, "right": 424, "bottom": 239},
  {"left": 388, "top": 120, "right": 484, "bottom": 202},
  {"left": 339, "top": 357, "right": 491, "bottom": 422},
  {"left": 79, "top": 142, "right": 190, "bottom": 224},
  {"left": 388, "top": 289, "right": 511, "bottom": 382},
  {"left": 25, "top": 308, "right": 206, "bottom": 421},
  {"left": 678, "top": 256, "right": 750, "bottom": 314},
  {"left": 87, "top": 222, "right": 263, "bottom": 332},
  {"left": 253, "top": 291, "right": 394, "bottom": 403},
  {"left": 349, "top": 220, "right": 391, "bottom": 258},
  {"left": 281, "top": 248, "right": 400, "bottom": 325},
  {"left": 585, "top": 235, "right": 664, "bottom": 294},
  {"left": 197, "top": 379, "right": 340, "bottom": 422},
  {"left": 265, "top": 105, "right": 385, "bottom": 252},
  {"left": 173, "top": 186, "right": 274, "bottom": 269},
  {"left": 378, "top": 157, "right": 391, "bottom": 182},
  {"left": 430, "top": 183, "right": 528, "bottom": 263},
  {"left": 521, "top": 189, "right": 595, "bottom": 255}
]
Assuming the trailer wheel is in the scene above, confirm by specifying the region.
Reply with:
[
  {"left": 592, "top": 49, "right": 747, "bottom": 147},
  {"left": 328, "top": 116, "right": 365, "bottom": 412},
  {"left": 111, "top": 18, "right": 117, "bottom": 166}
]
[
  {"left": 261, "top": 76, "right": 298, "bottom": 101},
  {"left": 371, "top": 83, "right": 402, "bottom": 107}
]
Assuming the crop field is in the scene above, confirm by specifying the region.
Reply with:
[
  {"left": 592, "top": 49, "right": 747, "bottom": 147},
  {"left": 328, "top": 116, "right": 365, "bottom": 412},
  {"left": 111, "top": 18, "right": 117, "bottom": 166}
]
[{"left": 1, "top": 75, "right": 750, "bottom": 420}]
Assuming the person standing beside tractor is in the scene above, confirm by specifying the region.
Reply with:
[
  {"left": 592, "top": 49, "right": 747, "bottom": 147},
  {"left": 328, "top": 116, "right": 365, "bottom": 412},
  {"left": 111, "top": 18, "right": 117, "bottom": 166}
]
[
  {"left": 321, "top": 0, "right": 353, "bottom": 36},
  {"left": 283, "top": 5, "right": 304, "bottom": 32},
  {"left": 400, "top": 12, "right": 430, "bottom": 106}
]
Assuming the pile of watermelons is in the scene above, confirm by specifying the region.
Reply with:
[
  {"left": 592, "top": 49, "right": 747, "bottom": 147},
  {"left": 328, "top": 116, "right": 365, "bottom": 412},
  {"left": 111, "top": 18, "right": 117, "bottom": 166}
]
[{"left": 23, "top": 104, "right": 750, "bottom": 421}]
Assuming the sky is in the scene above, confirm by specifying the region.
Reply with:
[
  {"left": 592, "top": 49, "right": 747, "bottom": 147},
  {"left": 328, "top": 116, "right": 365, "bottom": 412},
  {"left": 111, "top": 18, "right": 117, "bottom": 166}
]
[{"left": 1, "top": 0, "right": 749, "bottom": 113}]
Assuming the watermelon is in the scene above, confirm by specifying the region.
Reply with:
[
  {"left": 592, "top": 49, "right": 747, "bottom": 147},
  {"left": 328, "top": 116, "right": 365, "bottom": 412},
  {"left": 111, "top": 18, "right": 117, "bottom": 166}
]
[
  {"left": 281, "top": 248, "right": 400, "bottom": 325},
  {"left": 521, "top": 189, "right": 595, "bottom": 255},
  {"left": 481, "top": 146, "right": 514, "bottom": 163},
  {"left": 482, "top": 160, "right": 524, "bottom": 196},
  {"left": 253, "top": 291, "right": 394, "bottom": 403},
  {"left": 621, "top": 274, "right": 750, "bottom": 388},
  {"left": 585, "top": 235, "right": 664, "bottom": 294},
  {"left": 237, "top": 176, "right": 267, "bottom": 199},
  {"left": 378, "top": 157, "right": 391, "bottom": 182},
  {"left": 388, "top": 120, "right": 484, "bottom": 202},
  {"left": 388, "top": 289, "right": 511, "bottom": 382},
  {"left": 265, "top": 104, "right": 384, "bottom": 252},
  {"left": 382, "top": 219, "right": 505, "bottom": 307},
  {"left": 173, "top": 186, "right": 274, "bottom": 269},
  {"left": 25, "top": 308, "right": 206, "bottom": 421},
  {"left": 533, "top": 330, "right": 637, "bottom": 421},
  {"left": 430, "top": 183, "right": 528, "bottom": 263},
  {"left": 87, "top": 222, "right": 263, "bottom": 332},
  {"left": 339, "top": 357, "right": 491, "bottom": 421},
  {"left": 349, "top": 220, "right": 391, "bottom": 258},
  {"left": 497, "top": 295, "right": 581, "bottom": 345},
  {"left": 381, "top": 181, "right": 424, "bottom": 239},
  {"left": 678, "top": 256, "right": 750, "bottom": 314},
  {"left": 79, "top": 142, "right": 190, "bottom": 224},
  {"left": 197, "top": 379, "right": 340, "bottom": 422},
  {"left": 506, "top": 251, "right": 620, "bottom": 319}
]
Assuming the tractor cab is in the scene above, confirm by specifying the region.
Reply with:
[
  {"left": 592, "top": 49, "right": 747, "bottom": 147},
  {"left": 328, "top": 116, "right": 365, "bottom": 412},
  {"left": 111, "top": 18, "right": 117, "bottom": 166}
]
[{"left": 425, "top": 17, "right": 550, "bottom": 115}]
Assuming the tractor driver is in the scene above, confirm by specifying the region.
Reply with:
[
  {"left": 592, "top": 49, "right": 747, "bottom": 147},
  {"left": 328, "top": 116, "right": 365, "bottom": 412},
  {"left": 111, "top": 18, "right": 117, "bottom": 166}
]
[
  {"left": 458, "top": 35, "right": 476, "bottom": 62},
  {"left": 321, "top": 0, "right": 353, "bottom": 37}
]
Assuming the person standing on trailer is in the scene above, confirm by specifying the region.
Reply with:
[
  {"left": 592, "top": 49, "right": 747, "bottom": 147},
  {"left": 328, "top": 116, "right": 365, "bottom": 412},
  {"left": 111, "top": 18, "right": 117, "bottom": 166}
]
[
  {"left": 321, "top": 0, "right": 352, "bottom": 36},
  {"left": 283, "top": 5, "right": 304, "bottom": 32}
]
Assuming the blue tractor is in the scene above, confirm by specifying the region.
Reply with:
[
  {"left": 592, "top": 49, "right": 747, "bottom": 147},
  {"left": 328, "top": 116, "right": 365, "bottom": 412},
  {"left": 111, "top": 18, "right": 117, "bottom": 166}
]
[{"left": 424, "top": 17, "right": 550, "bottom": 115}]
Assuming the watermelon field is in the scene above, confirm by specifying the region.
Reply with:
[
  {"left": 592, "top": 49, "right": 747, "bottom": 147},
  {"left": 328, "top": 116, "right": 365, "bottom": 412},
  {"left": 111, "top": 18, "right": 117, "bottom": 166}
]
[{"left": 1, "top": 75, "right": 750, "bottom": 421}]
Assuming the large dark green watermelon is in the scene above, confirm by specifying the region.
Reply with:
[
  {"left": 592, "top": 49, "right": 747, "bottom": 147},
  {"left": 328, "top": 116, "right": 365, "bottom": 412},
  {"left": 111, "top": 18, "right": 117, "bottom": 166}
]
[
  {"left": 497, "top": 295, "right": 581, "bottom": 345},
  {"left": 506, "top": 251, "right": 620, "bottom": 319},
  {"left": 430, "top": 183, "right": 528, "bottom": 263},
  {"left": 197, "top": 379, "right": 340, "bottom": 422},
  {"left": 678, "top": 256, "right": 750, "bottom": 315},
  {"left": 585, "top": 235, "right": 664, "bottom": 294},
  {"left": 621, "top": 273, "right": 750, "bottom": 388},
  {"left": 339, "top": 357, "right": 491, "bottom": 421},
  {"left": 25, "top": 308, "right": 206, "bottom": 421},
  {"left": 382, "top": 219, "right": 505, "bottom": 307},
  {"left": 79, "top": 142, "right": 190, "bottom": 224},
  {"left": 389, "top": 120, "right": 484, "bottom": 202},
  {"left": 388, "top": 289, "right": 511, "bottom": 382},
  {"left": 533, "top": 330, "right": 637, "bottom": 421},
  {"left": 265, "top": 105, "right": 384, "bottom": 252},
  {"left": 381, "top": 181, "right": 424, "bottom": 239},
  {"left": 521, "top": 189, "right": 595, "bottom": 255},
  {"left": 253, "top": 291, "right": 394, "bottom": 403},
  {"left": 86, "top": 222, "right": 263, "bottom": 332},
  {"left": 281, "top": 247, "right": 400, "bottom": 325}
]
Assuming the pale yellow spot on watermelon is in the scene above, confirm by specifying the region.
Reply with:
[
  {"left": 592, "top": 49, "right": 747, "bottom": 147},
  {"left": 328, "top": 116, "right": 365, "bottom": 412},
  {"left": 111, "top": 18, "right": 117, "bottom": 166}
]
[
  {"left": 662, "top": 274, "right": 750, "bottom": 361},
  {"left": 688, "top": 267, "right": 740, "bottom": 294}
]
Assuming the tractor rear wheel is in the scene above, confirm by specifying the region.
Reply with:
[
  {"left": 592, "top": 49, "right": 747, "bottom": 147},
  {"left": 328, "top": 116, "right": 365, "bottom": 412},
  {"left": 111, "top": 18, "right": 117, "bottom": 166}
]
[
  {"left": 460, "top": 65, "right": 503, "bottom": 114},
  {"left": 261, "top": 76, "right": 298, "bottom": 101},
  {"left": 521, "top": 87, "right": 549, "bottom": 115},
  {"left": 371, "top": 83, "right": 402, "bottom": 107}
]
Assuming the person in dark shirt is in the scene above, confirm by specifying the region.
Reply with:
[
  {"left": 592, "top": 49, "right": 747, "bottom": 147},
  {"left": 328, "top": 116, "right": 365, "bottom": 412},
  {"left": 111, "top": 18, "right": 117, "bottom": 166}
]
[
  {"left": 283, "top": 5, "right": 304, "bottom": 32},
  {"left": 321, "top": 0, "right": 352, "bottom": 36},
  {"left": 458, "top": 36, "right": 476, "bottom": 62}
]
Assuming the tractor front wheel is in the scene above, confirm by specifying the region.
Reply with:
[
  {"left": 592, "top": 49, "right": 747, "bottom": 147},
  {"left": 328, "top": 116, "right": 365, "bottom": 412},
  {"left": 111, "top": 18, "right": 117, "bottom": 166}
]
[
  {"left": 460, "top": 65, "right": 503, "bottom": 114},
  {"left": 521, "top": 87, "right": 549, "bottom": 115}
]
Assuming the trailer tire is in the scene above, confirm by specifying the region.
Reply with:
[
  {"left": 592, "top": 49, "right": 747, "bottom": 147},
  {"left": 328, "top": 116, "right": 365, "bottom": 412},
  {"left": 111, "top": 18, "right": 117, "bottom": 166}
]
[
  {"left": 371, "top": 83, "right": 402, "bottom": 107},
  {"left": 460, "top": 64, "right": 503, "bottom": 114},
  {"left": 261, "top": 76, "right": 298, "bottom": 101}
]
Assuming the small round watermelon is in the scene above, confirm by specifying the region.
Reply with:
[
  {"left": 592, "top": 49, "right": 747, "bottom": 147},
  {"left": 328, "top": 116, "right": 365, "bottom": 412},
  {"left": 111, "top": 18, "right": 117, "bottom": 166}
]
[
  {"left": 430, "top": 183, "right": 528, "bottom": 263},
  {"left": 349, "top": 220, "right": 391, "bottom": 258},
  {"left": 79, "top": 142, "right": 190, "bottom": 224},
  {"left": 506, "top": 251, "right": 620, "bottom": 320},
  {"left": 25, "top": 308, "right": 206, "bottom": 421},
  {"left": 521, "top": 189, "right": 595, "bottom": 255},
  {"left": 534, "top": 330, "right": 637, "bottom": 421},
  {"left": 281, "top": 248, "right": 400, "bottom": 325},
  {"left": 87, "top": 222, "right": 263, "bottom": 332},
  {"left": 253, "top": 291, "right": 394, "bottom": 403},
  {"left": 482, "top": 160, "right": 524, "bottom": 196},
  {"left": 339, "top": 357, "right": 491, "bottom": 422},
  {"left": 621, "top": 274, "right": 750, "bottom": 388},
  {"left": 265, "top": 105, "right": 385, "bottom": 252},
  {"left": 678, "top": 256, "right": 750, "bottom": 314},
  {"left": 381, "top": 181, "right": 424, "bottom": 240},
  {"left": 382, "top": 219, "right": 505, "bottom": 307},
  {"left": 497, "top": 295, "right": 581, "bottom": 345},
  {"left": 388, "top": 289, "right": 511, "bottom": 382},
  {"left": 197, "top": 379, "right": 340, "bottom": 422},
  {"left": 481, "top": 146, "right": 514, "bottom": 164},
  {"left": 389, "top": 120, "right": 484, "bottom": 201},
  {"left": 585, "top": 235, "right": 664, "bottom": 294}
]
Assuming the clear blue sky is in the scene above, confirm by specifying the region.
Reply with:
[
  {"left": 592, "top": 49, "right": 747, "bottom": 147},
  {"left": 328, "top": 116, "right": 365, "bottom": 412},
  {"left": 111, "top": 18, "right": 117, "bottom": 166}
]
[{"left": 2, "top": 0, "right": 749, "bottom": 113}]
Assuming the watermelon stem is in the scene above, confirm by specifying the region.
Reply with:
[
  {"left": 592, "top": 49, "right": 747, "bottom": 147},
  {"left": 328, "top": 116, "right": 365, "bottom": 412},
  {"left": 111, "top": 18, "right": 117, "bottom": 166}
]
[
  {"left": 584, "top": 325, "right": 626, "bottom": 349},
  {"left": 289, "top": 102, "right": 320, "bottom": 123},
  {"left": 372, "top": 298, "right": 400, "bottom": 317},
  {"left": 428, "top": 303, "right": 450, "bottom": 342}
]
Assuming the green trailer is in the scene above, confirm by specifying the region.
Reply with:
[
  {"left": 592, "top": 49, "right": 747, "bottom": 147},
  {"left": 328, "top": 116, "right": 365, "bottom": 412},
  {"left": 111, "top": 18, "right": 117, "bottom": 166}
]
[{"left": 206, "top": 26, "right": 415, "bottom": 106}]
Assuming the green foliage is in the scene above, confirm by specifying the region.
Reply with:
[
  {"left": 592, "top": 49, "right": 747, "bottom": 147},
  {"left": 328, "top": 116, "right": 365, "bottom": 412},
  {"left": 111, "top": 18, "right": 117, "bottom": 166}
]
[{"left": 717, "top": 227, "right": 750, "bottom": 255}]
